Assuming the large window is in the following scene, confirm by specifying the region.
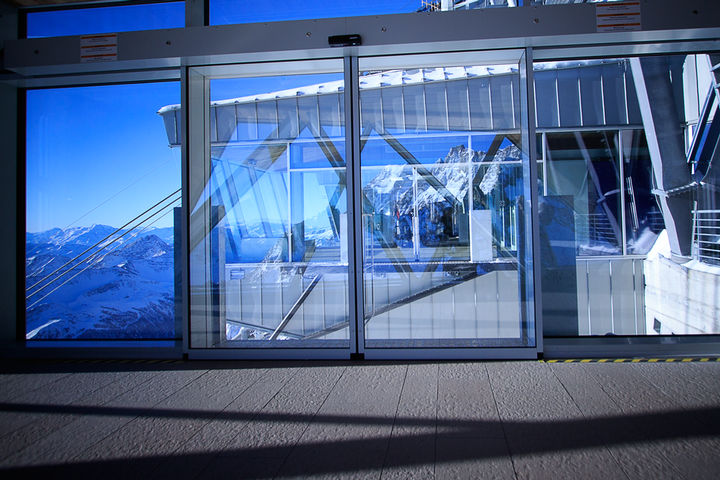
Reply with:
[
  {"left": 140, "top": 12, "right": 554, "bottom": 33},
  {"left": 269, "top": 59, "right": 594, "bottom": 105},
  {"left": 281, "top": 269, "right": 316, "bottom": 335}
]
[
  {"left": 209, "top": 0, "right": 522, "bottom": 26},
  {"left": 210, "top": 0, "right": 417, "bottom": 25},
  {"left": 536, "top": 54, "right": 720, "bottom": 337},
  {"left": 25, "top": 82, "right": 181, "bottom": 340}
]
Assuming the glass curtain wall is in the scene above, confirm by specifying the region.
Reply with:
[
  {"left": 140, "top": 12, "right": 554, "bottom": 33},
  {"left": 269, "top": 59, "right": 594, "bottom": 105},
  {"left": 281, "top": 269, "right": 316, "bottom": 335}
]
[
  {"left": 536, "top": 54, "right": 720, "bottom": 337},
  {"left": 359, "top": 54, "right": 536, "bottom": 348},
  {"left": 25, "top": 82, "right": 181, "bottom": 340},
  {"left": 26, "top": 2, "right": 185, "bottom": 38},
  {"left": 188, "top": 63, "right": 350, "bottom": 348},
  {"left": 209, "top": 0, "right": 519, "bottom": 26}
]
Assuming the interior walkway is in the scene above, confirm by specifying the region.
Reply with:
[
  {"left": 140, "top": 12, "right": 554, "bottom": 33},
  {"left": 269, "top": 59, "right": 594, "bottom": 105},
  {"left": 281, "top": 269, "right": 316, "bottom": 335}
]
[{"left": 1, "top": 358, "right": 719, "bottom": 479}]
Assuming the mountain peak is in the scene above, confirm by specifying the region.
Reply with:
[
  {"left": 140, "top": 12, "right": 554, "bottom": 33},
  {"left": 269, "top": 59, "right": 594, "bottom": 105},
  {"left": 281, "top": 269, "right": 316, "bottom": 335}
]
[{"left": 119, "top": 234, "right": 170, "bottom": 259}]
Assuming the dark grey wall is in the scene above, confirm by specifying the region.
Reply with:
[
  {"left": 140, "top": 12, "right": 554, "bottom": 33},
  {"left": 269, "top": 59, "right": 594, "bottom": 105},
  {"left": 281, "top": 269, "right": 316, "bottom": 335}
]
[{"left": 0, "top": 3, "right": 19, "bottom": 343}]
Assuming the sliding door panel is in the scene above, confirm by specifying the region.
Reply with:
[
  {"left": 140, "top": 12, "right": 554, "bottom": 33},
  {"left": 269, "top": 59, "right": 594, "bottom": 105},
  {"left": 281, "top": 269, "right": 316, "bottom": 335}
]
[
  {"left": 359, "top": 53, "right": 536, "bottom": 349},
  {"left": 188, "top": 61, "right": 351, "bottom": 349}
]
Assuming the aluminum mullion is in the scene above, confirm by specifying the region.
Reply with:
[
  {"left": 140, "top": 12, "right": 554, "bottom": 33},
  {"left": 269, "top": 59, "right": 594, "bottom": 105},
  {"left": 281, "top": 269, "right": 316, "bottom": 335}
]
[
  {"left": 185, "top": 0, "right": 206, "bottom": 27},
  {"left": 186, "top": 68, "right": 213, "bottom": 349},
  {"left": 524, "top": 47, "right": 542, "bottom": 353},
  {"left": 286, "top": 144, "right": 292, "bottom": 260},
  {"left": 180, "top": 67, "right": 192, "bottom": 353},
  {"left": 345, "top": 55, "right": 364, "bottom": 356}
]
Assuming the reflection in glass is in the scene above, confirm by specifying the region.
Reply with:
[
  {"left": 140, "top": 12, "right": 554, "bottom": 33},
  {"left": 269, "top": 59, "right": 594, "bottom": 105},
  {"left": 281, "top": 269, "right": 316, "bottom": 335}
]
[
  {"left": 211, "top": 0, "right": 521, "bottom": 26},
  {"left": 359, "top": 63, "right": 534, "bottom": 347},
  {"left": 211, "top": 0, "right": 418, "bottom": 25},
  {"left": 622, "top": 131, "right": 664, "bottom": 255},
  {"left": 544, "top": 132, "right": 622, "bottom": 256},
  {"left": 538, "top": 53, "right": 720, "bottom": 337},
  {"left": 191, "top": 72, "right": 349, "bottom": 346}
]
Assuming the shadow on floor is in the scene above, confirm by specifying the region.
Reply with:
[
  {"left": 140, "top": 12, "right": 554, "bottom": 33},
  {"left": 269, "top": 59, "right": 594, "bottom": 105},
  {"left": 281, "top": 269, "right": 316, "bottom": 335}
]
[{"left": 1, "top": 401, "right": 719, "bottom": 479}]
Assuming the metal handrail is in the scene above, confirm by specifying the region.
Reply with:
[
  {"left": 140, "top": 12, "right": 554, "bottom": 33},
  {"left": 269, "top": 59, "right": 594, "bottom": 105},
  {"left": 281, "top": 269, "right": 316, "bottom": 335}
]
[{"left": 692, "top": 209, "right": 720, "bottom": 266}]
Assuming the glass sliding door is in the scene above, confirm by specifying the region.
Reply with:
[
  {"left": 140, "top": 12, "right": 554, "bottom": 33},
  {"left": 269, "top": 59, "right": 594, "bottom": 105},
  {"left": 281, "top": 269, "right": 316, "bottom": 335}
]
[
  {"left": 187, "top": 60, "right": 351, "bottom": 351},
  {"left": 185, "top": 53, "right": 538, "bottom": 357},
  {"left": 358, "top": 52, "right": 537, "bottom": 350}
]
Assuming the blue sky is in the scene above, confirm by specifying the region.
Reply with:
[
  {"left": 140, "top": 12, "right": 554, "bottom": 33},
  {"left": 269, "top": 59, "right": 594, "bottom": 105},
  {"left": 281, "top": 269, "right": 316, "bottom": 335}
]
[
  {"left": 26, "top": 83, "right": 181, "bottom": 232},
  {"left": 27, "top": 2, "right": 185, "bottom": 38},
  {"left": 211, "top": 0, "right": 420, "bottom": 25},
  {"left": 27, "top": 0, "right": 422, "bottom": 38}
]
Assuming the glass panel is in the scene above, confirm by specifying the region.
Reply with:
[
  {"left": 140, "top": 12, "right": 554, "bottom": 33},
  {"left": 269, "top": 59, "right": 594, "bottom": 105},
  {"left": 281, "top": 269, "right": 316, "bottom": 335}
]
[
  {"left": 544, "top": 131, "right": 622, "bottom": 256},
  {"left": 190, "top": 70, "right": 348, "bottom": 347},
  {"left": 210, "top": 0, "right": 518, "bottom": 26},
  {"left": 537, "top": 53, "right": 720, "bottom": 337},
  {"left": 360, "top": 60, "right": 534, "bottom": 347},
  {"left": 27, "top": 2, "right": 185, "bottom": 38},
  {"left": 26, "top": 82, "right": 181, "bottom": 340}
]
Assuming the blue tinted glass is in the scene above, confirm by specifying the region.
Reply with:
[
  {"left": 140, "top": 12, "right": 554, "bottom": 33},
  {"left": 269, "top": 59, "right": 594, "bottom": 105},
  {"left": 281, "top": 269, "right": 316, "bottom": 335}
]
[
  {"left": 27, "top": 2, "right": 185, "bottom": 38},
  {"left": 211, "top": 0, "right": 419, "bottom": 25},
  {"left": 26, "top": 82, "right": 181, "bottom": 340}
]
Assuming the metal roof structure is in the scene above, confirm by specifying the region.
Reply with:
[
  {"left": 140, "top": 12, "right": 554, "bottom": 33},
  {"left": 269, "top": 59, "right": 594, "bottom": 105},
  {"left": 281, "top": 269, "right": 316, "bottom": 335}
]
[{"left": 158, "top": 59, "right": 645, "bottom": 148}]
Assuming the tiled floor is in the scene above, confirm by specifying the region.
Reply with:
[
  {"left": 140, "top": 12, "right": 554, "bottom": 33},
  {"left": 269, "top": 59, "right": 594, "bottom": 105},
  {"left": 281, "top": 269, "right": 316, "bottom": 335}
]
[{"left": 1, "top": 359, "right": 719, "bottom": 479}]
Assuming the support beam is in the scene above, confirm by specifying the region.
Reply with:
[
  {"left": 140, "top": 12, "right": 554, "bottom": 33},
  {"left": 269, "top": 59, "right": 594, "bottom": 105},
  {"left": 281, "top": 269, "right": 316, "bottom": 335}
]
[{"left": 630, "top": 56, "right": 694, "bottom": 260}]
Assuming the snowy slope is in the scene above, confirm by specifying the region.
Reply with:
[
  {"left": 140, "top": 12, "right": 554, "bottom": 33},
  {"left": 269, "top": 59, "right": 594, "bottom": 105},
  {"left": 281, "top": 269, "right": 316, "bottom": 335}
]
[{"left": 25, "top": 225, "right": 176, "bottom": 339}]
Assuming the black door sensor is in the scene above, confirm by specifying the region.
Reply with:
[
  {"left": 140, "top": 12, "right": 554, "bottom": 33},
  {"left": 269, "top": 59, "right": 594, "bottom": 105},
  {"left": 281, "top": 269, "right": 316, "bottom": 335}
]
[{"left": 328, "top": 34, "right": 362, "bottom": 47}]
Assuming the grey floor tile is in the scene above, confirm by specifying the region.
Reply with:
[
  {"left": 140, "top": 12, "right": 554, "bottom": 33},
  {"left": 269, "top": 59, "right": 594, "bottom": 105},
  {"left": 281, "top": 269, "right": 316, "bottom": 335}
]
[
  {"left": 437, "top": 362, "right": 504, "bottom": 438},
  {"left": 380, "top": 363, "right": 437, "bottom": 479},
  {"left": 435, "top": 435, "right": 516, "bottom": 480}
]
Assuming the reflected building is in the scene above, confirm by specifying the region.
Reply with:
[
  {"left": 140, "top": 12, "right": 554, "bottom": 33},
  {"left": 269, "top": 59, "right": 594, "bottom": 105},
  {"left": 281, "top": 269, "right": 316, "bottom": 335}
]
[{"left": 157, "top": 54, "right": 720, "bottom": 349}]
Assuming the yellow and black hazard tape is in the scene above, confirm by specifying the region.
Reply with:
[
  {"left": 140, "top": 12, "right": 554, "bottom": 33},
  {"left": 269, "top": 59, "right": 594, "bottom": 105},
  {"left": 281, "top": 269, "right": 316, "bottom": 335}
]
[{"left": 542, "top": 357, "right": 720, "bottom": 364}]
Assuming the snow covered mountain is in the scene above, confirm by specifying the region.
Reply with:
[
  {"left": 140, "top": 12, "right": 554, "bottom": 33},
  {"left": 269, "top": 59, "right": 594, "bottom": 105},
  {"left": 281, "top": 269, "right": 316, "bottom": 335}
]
[
  {"left": 25, "top": 225, "right": 176, "bottom": 340},
  {"left": 363, "top": 144, "right": 522, "bottom": 215}
]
